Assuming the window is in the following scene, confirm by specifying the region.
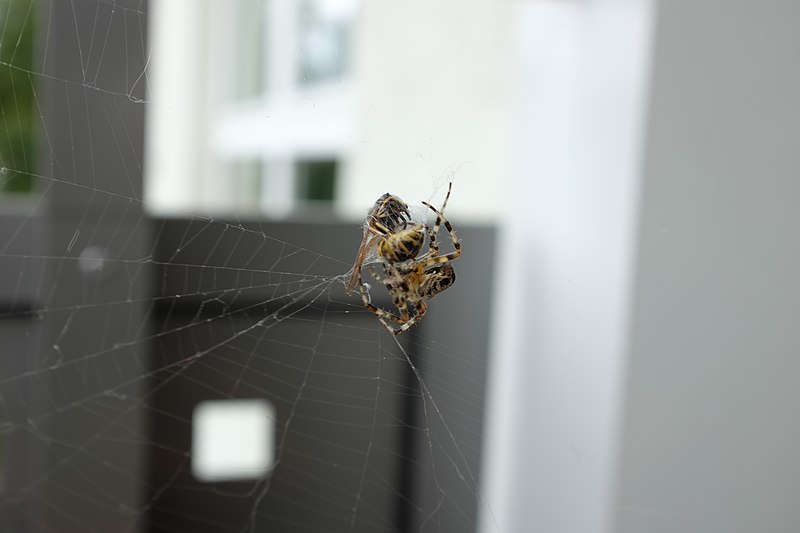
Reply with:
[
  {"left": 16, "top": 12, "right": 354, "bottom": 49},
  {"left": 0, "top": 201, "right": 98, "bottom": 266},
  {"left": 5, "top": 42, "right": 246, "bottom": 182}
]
[
  {"left": 192, "top": 399, "right": 276, "bottom": 482},
  {"left": 296, "top": 158, "right": 337, "bottom": 203},
  {"left": 146, "top": 0, "right": 356, "bottom": 216},
  {"left": 297, "top": 0, "right": 354, "bottom": 85},
  {"left": 231, "top": 0, "right": 266, "bottom": 101}
]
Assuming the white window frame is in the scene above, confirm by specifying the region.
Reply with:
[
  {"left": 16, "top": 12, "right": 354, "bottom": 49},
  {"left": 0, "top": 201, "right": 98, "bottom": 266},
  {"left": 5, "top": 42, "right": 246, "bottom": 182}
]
[{"left": 145, "top": 0, "right": 354, "bottom": 217}]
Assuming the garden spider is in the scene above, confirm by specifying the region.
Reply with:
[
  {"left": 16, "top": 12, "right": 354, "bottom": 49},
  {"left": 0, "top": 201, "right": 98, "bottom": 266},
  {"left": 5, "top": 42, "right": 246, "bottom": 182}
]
[
  {"left": 345, "top": 192, "right": 412, "bottom": 295},
  {"left": 359, "top": 184, "right": 461, "bottom": 335}
]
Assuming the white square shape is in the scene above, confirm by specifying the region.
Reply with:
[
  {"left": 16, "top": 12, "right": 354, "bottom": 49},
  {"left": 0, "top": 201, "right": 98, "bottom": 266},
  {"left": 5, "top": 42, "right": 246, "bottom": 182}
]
[{"left": 192, "top": 399, "right": 276, "bottom": 482}]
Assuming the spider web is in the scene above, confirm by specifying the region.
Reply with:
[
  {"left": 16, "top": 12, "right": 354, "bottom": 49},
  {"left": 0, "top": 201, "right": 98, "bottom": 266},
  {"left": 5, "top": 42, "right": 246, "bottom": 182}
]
[{"left": 0, "top": 1, "right": 494, "bottom": 532}]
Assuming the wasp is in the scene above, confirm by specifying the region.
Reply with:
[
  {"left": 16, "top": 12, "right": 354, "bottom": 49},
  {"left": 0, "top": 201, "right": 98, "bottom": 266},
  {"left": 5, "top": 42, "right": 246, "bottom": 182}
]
[{"left": 346, "top": 192, "right": 413, "bottom": 294}]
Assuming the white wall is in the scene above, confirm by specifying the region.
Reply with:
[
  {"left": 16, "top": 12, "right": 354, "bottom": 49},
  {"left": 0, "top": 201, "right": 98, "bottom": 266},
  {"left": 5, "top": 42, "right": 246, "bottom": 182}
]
[{"left": 345, "top": 0, "right": 515, "bottom": 221}]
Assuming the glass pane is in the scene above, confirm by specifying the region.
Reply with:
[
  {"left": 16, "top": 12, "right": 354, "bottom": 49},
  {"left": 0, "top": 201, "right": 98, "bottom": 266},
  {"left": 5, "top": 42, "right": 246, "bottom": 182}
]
[
  {"left": 229, "top": 158, "right": 264, "bottom": 210},
  {"left": 296, "top": 159, "right": 336, "bottom": 203},
  {"left": 233, "top": 0, "right": 266, "bottom": 100},
  {"left": 297, "top": 0, "right": 356, "bottom": 85},
  {"left": 192, "top": 399, "right": 276, "bottom": 482}
]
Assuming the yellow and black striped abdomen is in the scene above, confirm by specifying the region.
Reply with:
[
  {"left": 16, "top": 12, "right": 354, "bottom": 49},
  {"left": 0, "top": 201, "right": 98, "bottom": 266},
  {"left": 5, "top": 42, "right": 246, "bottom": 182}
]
[{"left": 378, "top": 225, "right": 425, "bottom": 263}]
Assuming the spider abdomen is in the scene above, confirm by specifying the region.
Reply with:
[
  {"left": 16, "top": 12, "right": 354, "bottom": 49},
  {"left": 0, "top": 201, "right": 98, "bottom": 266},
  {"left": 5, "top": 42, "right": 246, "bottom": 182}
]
[
  {"left": 378, "top": 225, "right": 425, "bottom": 263},
  {"left": 418, "top": 264, "right": 456, "bottom": 300}
]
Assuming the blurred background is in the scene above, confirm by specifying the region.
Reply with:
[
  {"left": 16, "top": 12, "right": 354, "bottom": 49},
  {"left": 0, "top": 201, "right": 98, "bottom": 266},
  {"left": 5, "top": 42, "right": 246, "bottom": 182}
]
[
  {"left": 1, "top": 0, "right": 800, "bottom": 532},
  {"left": 144, "top": 0, "right": 512, "bottom": 220}
]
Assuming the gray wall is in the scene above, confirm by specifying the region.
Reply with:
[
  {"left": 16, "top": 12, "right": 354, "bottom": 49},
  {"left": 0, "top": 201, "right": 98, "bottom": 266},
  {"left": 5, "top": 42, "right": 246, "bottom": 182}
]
[{"left": 614, "top": 1, "right": 800, "bottom": 531}]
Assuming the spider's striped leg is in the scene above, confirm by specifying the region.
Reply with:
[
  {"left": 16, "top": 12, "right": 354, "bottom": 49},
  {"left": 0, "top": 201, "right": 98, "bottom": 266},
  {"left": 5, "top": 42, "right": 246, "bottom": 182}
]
[
  {"left": 361, "top": 293, "right": 405, "bottom": 334},
  {"left": 412, "top": 224, "right": 439, "bottom": 265},
  {"left": 396, "top": 301, "right": 427, "bottom": 335},
  {"left": 425, "top": 223, "right": 440, "bottom": 256},
  {"left": 438, "top": 181, "right": 453, "bottom": 214},
  {"left": 420, "top": 200, "right": 461, "bottom": 265},
  {"left": 368, "top": 303, "right": 405, "bottom": 335},
  {"left": 384, "top": 277, "right": 411, "bottom": 323},
  {"left": 413, "top": 186, "right": 450, "bottom": 263},
  {"left": 359, "top": 273, "right": 407, "bottom": 334},
  {"left": 419, "top": 182, "right": 452, "bottom": 251}
]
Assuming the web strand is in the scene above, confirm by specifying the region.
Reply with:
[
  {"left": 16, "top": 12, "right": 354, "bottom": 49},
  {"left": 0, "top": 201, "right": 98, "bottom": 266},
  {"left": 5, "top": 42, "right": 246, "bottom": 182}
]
[{"left": 0, "top": 1, "right": 492, "bottom": 532}]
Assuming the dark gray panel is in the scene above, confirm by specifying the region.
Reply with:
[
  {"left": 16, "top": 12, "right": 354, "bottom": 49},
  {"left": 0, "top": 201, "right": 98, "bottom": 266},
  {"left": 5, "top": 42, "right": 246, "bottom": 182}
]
[{"left": 150, "top": 219, "right": 495, "bottom": 532}]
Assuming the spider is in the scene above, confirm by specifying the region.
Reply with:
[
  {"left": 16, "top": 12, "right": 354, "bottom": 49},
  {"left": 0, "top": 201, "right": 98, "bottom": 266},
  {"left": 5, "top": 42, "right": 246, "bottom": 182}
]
[
  {"left": 345, "top": 192, "right": 412, "bottom": 295},
  {"left": 359, "top": 183, "right": 461, "bottom": 335}
]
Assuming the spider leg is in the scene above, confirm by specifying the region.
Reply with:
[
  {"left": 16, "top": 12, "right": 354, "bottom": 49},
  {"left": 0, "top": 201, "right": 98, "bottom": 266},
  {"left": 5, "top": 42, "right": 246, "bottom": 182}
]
[
  {"left": 359, "top": 264, "right": 416, "bottom": 333},
  {"left": 375, "top": 265, "right": 411, "bottom": 322},
  {"left": 425, "top": 223, "right": 440, "bottom": 256},
  {"left": 419, "top": 200, "right": 461, "bottom": 267},
  {"left": 359, "top": 282, "right": 406, "bottom": 334},
  {"left": 423, "top": 183, "right": 450, "bottom": 241},
  {"left": 413, "top": 185, "right": 452, "bottom": 263},
  {"left": 438, "top": 182, "right": 453, "bottom": 214},
  {"left": 395, "top": 301, "right": 427, "bottom": 335}
]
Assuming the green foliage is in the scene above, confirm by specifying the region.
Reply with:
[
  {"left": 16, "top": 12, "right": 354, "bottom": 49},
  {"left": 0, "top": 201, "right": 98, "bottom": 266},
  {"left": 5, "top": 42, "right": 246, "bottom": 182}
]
[{"left": 0, "top": 0, "right": 36, "bottom": 193}]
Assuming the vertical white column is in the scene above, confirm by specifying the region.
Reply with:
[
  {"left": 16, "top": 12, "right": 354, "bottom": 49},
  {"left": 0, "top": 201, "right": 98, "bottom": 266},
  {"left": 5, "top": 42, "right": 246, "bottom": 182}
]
[
  {"left": 479, "top": 1, "right": 655, "bottom": 532},
  {"left": 266, "top": 0, "right": 298, "bottom": 97},
  {"left": 261, "top": 159, "right": 295, "bottom": 217},
  {"left": 144, "top": 0, "right": 209, "bottom": 215},
  {"left": 261, "top": 0, "right": 300, "bottom": 215}
]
